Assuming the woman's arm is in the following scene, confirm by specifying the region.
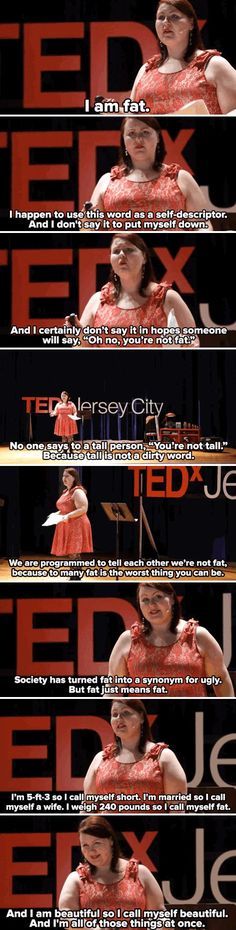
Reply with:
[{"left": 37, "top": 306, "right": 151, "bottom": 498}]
[
  {"left": 177, "top": 170, "right": 212, "bottom": 219},
  {"left": 160, "top": 748, "right": 187, "bottom": 798},
  {"left": 164, "top": 289, "right": 197, "bottom": 329},
  {"left": 88, "top": 172, "right": 111, "bottom": 210},
  {"left": 130, "top": 64, "right": 147, "bottom": 101},
  {"left": 196, "top": 627, "right": 234, "bottom": 696},
  {"left": 58, "top": 871, "right": 80, "bottom": 909},
  {"left": 65, "top": 292, "right": 101, "bottom": 343},
  {"left": 205, "top": 56, "right": 236, "bottom": 114},
  {"left": 108, "top": 630, "right": 131, "bottom": 676},
  {"left": 62, "top": 490, "right": 88, "bottom": 522},
  {"left": 138, "top": 864, "right": 164, "bottom": 907},
  {"left": 50, "top": 403, "right": 59, "bottom": 417},
  {"left": 79, "top": 292, "right": 102, "bottom": 327},
  {"left": 84, "top": 751, "right": 104, "bottom": 795}
]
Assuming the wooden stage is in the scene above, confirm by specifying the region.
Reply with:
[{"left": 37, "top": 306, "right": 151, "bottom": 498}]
[
  {"left": 1, "top": 443, "right": 236, "bottom": 466},
  {"left": 1, "top": 557, "right": 236, "bottom": 583}
]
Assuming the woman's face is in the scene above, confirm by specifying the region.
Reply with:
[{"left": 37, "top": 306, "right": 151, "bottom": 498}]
[
  {"left": 62, "top": 470, "right": 74, "bottom": 489},
  {"left": 61, "top": 391, "right": 69, "bottom": 402},
  {"left": 155, "top": 3, "right": 193, "bottom": 47},
  {"left": 123, "top": 118, "right": 159, "bottom": 168},
  {"left": 111, "top": 701, "right": 143, "bottom": 741},
  {"left": 110, "top": 238, "right": 146, "bottom": 279},
  {"left": 139, "top": 585, "right": 174, "bottom": 628},
  {"left": 80, "top": 833, "right": 113, "bottom": 869}
]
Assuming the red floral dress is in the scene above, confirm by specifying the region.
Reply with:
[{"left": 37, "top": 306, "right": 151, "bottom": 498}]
[
  {"left": 51, "top": 486, "right": 93, "bottom": 555},
  {"left": 127, "top": 620, "right": 207, "bottom": 696},
  {"left": 133, "top": 50, "right": 222, "bottom": 114},
  {"left": 54, "top": 401, "right": 78, "bottom": 437},
  {"left": 103, "top": 163, "right": 185, "bottom": 224},
  {"left": 93, "top": 280, "right": 170, "bottom": 345},
  {"left": 76, "top": 859, "right": 147, "bottom": 915},
  {"left": 94, "top": 742, "right": 167, "bottom": 809}
]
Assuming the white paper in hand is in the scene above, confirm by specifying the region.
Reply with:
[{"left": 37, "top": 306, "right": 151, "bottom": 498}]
[{"left": 42, "top": 512, "right": 63, "bottom": 527}]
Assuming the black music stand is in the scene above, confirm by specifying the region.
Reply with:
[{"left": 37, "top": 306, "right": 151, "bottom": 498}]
[
  {"left": 101, "top": 502, "right": 135, "bottom": 559},
  {"left": 138, "top": 473, "right": 159, "bottom": 558}
]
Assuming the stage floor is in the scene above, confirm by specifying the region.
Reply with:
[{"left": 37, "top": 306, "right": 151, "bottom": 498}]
[
  {"left": 1, "top": 557, "right": 236, "bottom": 583},
  {"left": 1, "top": 443, "right": 236, "bottom": 466}
]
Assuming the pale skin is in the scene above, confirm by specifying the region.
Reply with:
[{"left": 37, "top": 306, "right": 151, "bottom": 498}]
[
  {"left": 130, "top": 2, "right": 236, "bottom": 115},
  {"left": 59, "top": 833, "right": 166, "bottom": 922},
  {"left": 59, "top": 470, "right": 88, "bottom": 524},
  {"left": 87, "top": 119, "right": 211, "bottom": 226},
  {"left": 83, "top": 701, "right": 187, "bottom": 803},
  {"left": 65, "top": 236, "right": 199, "bottom": 344},
  {"left": 108, "top": 585, "right": 234, "bottom": 697}
]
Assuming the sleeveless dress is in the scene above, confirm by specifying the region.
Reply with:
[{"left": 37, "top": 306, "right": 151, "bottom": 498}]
[
  {"left": 54, "top": 401, "right": 78, "bottom": 437},
  {"left": 94, "top": 742, "right": 167, "bottom": 810},
  {"left": 133, "top": 50, "right": 222, "bottom": 114},
  {"left": 93, "top": 280, "right": 170, "bottom": 345},
  {"left": 103, "top": 163, "right": 185, "bottom": 226},
  {"left": 127, "top": 619, "right": 207, "bottom": 697},
  {"left": 51, "top": 486, "right": 93, "bottom": 555},
  {"left": 76, "top": 859, "right": 147, "bottom": 915}
]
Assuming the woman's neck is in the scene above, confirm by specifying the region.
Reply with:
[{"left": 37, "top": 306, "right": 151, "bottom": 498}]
[
  {"left": 130, "top": 163, "right": 158, "bottom": 178},
  {"left": 119, "top": 278, "right": 143, "bottom": 299},
  {"left": 118, "top": 735, "right": 142, "bottom": 753}
]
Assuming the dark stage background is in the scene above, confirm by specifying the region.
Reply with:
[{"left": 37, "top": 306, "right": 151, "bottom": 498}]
[
  {"left": 0, "top": 118, "right": 235, "bottom": 230},
  {"left": 0, "top": 583, "right": 235, "bottom": 695},
  {"left": 0, "top": 466, "right": 235, "bottom": 560},
  {"left": 1, "top": 234, "right": 236, "bottom": 344},
  {"left": 0, "top": 0, "right": 236, "bottom": 112},
  {"left": 0, "top": 350, "right": 235, "bottom": 445}
]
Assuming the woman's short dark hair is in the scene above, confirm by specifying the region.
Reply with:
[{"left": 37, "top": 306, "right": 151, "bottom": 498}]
[
  {"left": 111, "top": 698, "right": 152, "bottom": 753},
  {"left": 61, "top": 390, "right": 70, "bottom": 401},
  {"left": 79, "top": 816, "right": 120, "bottom": 872},
  {"left": 109, "top": 232, "right": 157, "bottom": 297},
  {"left": 156, "top": 0, "right": 204, "bottom": 63},
  {"left": 137, "top": 582, "right": 181, "bottom": 634},
  {"left": 119, "top": 117, "right": 166, "bottom": 173},
  {"left": 62, "top": 467, "right": 86, "bottom": 492}
]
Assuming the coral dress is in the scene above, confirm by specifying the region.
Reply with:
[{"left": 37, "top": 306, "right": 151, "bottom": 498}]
[
  {"left": 127, "top": 620, "right": 207, "bottom": 697},
  {"left": 103, "top": 163, "right": 185, "bottom": 226},
  {"left": 54, "top": 401, "right": 78, "bottom": 437},
  {"left": 133, "top": 50, "right": 222, "bottom": 114},
  {"left": 93, "top": 280, "right": 170, "bottom": 345},
  {"left": 76, "top": 859, "right": 147, "bottom": 915},
  {"left": 94, "top": 742, "right": 167, "bottom": 810},
  {"left": 51, "top": 486, "right": 93, "bottom": 555}
]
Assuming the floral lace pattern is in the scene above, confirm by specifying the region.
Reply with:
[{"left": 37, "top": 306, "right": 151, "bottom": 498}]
[
  {"left": 76, "top": 858, "right": 147, "bottom": 909},
  {"left": 103, "top": 163, "right": 185, "bottom": 221},
  {"left": 95, "top": 742, "right": 168, "bottom": 808},
  {"left": 54, "top": 402, "right": 78, "bottom": 437},
  {"left": 127, "top": 620, "right": 207, "bottom": 696},
  {"left": 134, "top": 50, "right": 222, "bottom": 114},
  {"left": 93, "top": 281, "right": 170, "bottom": 344},
  {"left": 51, "top": 488, "right": 93, "bottom": 555}
]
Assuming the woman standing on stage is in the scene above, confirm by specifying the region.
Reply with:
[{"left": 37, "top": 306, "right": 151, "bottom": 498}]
[
  {"left": 51, "top": 468, "right": 93, "bottom": 556},
  {"left": 50, "top": 390, "right": 78, "bottom": 443}
]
